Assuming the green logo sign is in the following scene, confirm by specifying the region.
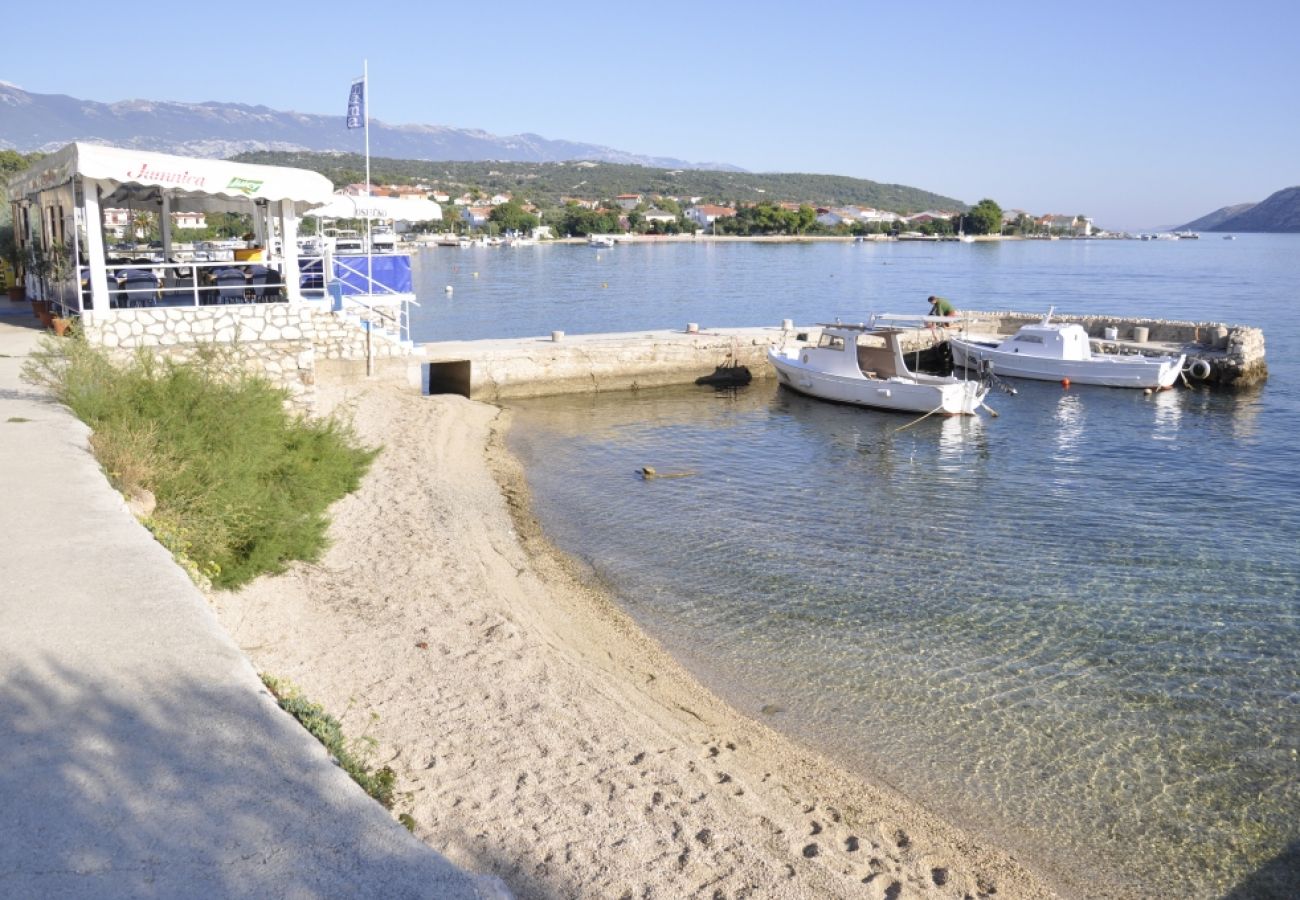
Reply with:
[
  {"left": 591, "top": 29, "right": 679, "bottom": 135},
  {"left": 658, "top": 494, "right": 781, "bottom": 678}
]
[{"left": 226, "top": 177, "right": 264, "bottom": 196}]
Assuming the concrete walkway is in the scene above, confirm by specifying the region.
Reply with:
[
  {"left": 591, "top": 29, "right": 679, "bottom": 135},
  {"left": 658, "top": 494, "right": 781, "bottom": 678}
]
[{"left": 0, "top": 312, "right": 502, "bottom": 898}]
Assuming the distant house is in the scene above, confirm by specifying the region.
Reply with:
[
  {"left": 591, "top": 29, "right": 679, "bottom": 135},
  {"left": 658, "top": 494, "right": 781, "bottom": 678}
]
[
  {"left": 431, "top": 191, "right": 451, "bottom": 204},
  {"left": 642, "top": 208, "right": 676, "bottom": 225},
  {"left": 560, "top": 196, "right": 598, "bottom": 210},
  {"left": 615, "top": 193, "right": 642, "bottom": 211},
  {"left": 816, "top": 208, "right": 858, "bottom": 228},
  {"left": 342, "top": 183, "right": 381, "bottom": 197},
  {"left": 906, "top": 210, "right": 959, "bottom": 225},
  {"left": 389, "top": 185, "right": 428, "bottom": 198},
  {"left": 1038, "top": 214, "right": 1091, "bottom": 235},
  {"left": 100, "top": 207, "right": 205, "bottom": 238},
  {"left": 686, "top": 204, "right": 736, "bottom": 228},
  {"left": 856, "top": 207, "right": 902, "bottom": 224},
  {"left": 462, "top": 206, "right": 493, "bottom": 228},
  {"left": 170, "top": 210, "right": 206, "bottom": 230},
  {"left": 488, "top": 193, "right": 512, "bottom": 207}
]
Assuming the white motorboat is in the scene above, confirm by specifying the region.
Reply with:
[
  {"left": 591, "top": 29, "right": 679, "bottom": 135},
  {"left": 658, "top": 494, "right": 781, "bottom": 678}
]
[
  {"left": 768, "top": 323, "right": 989, "bottom": 415},
  {"left": 948, "top": 312, "right": 1185, "bottom": 389},
  {"left": 589, "top": 234, "right": 616, "bottom": 247}
]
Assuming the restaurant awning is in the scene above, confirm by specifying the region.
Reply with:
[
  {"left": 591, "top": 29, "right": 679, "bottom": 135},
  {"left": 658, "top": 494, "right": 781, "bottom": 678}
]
[
  {"left": 7, "top": 142, "right": 335, "bottom": 214},
  {"left": 304, "top": 194, "right": 444, "bottom": 221}
]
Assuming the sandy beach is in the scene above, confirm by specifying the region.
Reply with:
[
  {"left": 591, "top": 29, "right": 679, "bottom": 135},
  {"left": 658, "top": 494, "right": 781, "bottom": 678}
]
[{"left": 211, "top": 379, "right": 1067, "bottom": 899}]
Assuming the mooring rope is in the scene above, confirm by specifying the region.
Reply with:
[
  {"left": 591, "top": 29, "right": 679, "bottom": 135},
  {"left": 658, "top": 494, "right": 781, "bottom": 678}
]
[{"left": 893, "top": 402, "right": 948, "bottom": 433}]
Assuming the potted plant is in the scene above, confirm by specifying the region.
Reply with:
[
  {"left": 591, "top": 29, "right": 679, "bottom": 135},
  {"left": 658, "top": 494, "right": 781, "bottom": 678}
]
[
  {"left": 26, "top": 244, "right": 50, "bottom": 320},
  {"left": 0, "top": 225, "right": 25, "bottom": 302},
  {"left": 45, "top": 240, "right": 73, "bottom": 316},
  {"left": 50, "top": 312, "right": 76, "bottom": 336}
]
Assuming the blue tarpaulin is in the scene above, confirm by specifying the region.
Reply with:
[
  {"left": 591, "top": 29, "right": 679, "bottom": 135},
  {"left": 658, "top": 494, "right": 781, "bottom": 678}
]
[{"left": 332, "top": 254, "right": 412, "bottom": 296}]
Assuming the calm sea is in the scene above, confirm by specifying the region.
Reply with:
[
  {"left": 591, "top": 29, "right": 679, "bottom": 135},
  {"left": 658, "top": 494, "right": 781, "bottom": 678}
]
[{"left": 409, "top": 237, "right": 1299, "bottom": 898}]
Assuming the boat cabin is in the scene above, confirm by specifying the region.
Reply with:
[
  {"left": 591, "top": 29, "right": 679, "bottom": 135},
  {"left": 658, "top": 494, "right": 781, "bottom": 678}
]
[
  {"left": 993, "top": 323, "right": 1092, "bottom": 361},
  {"left": 810, "top": 325, "right": 912, "bottom": 380}
]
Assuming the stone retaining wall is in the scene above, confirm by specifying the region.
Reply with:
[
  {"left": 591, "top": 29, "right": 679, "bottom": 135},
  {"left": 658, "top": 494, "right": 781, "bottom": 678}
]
[{"left": 83, "top": 305, "right": 414, "bottom": 407}]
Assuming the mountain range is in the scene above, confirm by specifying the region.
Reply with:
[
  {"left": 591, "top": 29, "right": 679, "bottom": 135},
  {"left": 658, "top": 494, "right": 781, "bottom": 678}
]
[
  {"left": 0, "top": 81, "right": 738, "bottom": 171},
  {"left": 1177, "top": 186, "right": 1300, "bottom": 233}
]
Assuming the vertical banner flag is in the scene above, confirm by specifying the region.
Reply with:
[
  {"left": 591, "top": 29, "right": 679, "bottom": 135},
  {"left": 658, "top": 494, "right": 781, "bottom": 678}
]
[{"left": 346, "top": 78, "right": 365, "bottom": 129}]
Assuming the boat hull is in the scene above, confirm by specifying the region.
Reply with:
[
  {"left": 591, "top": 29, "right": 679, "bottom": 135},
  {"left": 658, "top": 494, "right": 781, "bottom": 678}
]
[
  {"left": 768, "top": 349, "right": 985, "bottom": 415},
  {"left": 950, "top": 338, "right": 1184, "bottom": 389}
]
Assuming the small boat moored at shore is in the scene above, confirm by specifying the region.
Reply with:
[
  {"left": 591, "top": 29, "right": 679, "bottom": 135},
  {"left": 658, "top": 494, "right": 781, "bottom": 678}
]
[
  {"left": 949, "top": 311, "right": 1186, "bottom": 389},
  {"left": 768, "top": 322, "right": 988, "bottom": 415}
]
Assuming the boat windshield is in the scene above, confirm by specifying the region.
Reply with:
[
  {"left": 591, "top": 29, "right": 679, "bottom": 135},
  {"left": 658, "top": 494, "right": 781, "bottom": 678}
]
[{"left": 818, "top": 333, "right": 846, "bottom": 350}]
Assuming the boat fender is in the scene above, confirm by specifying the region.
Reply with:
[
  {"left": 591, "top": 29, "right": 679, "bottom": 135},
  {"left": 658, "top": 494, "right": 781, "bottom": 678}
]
[{"left": 1188, "top": 359, "right": 1212, "bottom": 380}]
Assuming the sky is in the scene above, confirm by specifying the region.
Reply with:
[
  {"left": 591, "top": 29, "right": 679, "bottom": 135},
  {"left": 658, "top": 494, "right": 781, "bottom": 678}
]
[{"left": 5, "top": 0, "right": 1298, "bottom": 230}]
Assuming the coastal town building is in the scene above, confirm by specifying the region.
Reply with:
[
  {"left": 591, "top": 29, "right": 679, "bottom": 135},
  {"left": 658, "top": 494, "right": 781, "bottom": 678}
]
[
  {"left": 100, "top": 208, "right": 209, "bottom": 239},
  {"left": 615, "top": 193, "right": 642, "bottom": 210},
  {"left": 685, "top": 204, "right": 736, "bottom": 228},
  {"left": 461, "top": 206, "right": 493, "bottom": 228},
  {"left": 816, "top": 209, "right": 858, "bottom": 228},
  {"left": 1038, "top": 214, "right": 1093, "bottom": 236}
]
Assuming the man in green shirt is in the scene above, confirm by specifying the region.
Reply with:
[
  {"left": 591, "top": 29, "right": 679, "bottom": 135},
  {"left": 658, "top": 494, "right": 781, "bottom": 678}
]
[
  {"left": 927, "top": 295, "right": 956, "bottom": 317},
  {"left": 927, "top": 295, "right": 957, "bottom": 334}
]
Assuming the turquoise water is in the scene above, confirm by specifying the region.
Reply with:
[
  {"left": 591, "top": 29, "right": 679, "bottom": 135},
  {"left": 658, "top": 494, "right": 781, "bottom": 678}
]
[{"left": 410, "top": 238, "right": 1299, "bottom": 897}]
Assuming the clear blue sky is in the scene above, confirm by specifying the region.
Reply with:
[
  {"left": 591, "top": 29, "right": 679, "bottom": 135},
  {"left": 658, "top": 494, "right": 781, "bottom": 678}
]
[{"left": 6, "top": 0, "right": 1297, "bottom": 229}]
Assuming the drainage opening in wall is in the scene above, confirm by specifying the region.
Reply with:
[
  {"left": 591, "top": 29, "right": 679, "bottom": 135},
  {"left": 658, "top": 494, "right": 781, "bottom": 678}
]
[{"left": 424, "top": 360, "right": 472, "bottom": 397}]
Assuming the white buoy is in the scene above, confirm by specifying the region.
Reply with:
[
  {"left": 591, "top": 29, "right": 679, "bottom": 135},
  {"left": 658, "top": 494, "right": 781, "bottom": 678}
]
[
  {"left": 782, "top": 318, "right": 794, "bottom": 330},
  {"left": 444, "top": 285, "right": 453, "bottom": 293}
]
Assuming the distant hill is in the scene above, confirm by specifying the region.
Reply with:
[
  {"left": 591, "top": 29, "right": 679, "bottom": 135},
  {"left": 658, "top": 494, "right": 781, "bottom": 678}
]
[
  {"left": 0, "top": 81, "right": 736, "bottom": 171},
  {"left": 1178, "top": 187, "right": 1300, "bottom": 232},
  {"left": 0, "top": 82, "right": 966, "bottom": 214},
  {"left": 1177, "top": 202, "right": 1257, "bottom": 232},
  {"left": 233, "top": 152, "right": 967, "bottom": 213}
]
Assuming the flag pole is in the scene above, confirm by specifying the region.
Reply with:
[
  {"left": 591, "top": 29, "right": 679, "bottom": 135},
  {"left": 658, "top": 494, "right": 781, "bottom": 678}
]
[
  {"left": 363, "top": 59, "right": 373, "bottom": 315},
  {"left": 363, "top": 59, "right": 371, "bottom": 200}
]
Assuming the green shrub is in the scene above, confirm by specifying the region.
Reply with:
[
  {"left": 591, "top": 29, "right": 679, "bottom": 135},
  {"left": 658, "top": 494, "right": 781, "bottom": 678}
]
[
  {"left": 261, "top": 674, "right": 397, "bottom": 809},
  {"left": 23, "top": 336, "right": 377, "bottom": 589}
]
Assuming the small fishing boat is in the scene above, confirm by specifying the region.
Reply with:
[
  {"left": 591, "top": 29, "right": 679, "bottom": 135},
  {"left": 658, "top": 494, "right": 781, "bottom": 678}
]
[
  {"left": 768, "top": 323, "right": 988, "bottom": 415},
  {"left": 948, "top": 311, "right": 1185, "bottom": 389}
]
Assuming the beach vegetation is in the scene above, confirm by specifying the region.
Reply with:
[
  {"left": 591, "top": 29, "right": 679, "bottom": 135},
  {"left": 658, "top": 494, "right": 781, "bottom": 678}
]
[
  {"left": 21, "top": 335, "right": 377, "bottom": 589},
  {"left": 260, "top": 674, "right": 398, "bottom": 809}
]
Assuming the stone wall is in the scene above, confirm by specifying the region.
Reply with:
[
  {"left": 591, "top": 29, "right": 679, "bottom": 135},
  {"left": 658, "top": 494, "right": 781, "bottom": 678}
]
[{"left": 82, "top": 304, "right": 414, "bottom": 408}]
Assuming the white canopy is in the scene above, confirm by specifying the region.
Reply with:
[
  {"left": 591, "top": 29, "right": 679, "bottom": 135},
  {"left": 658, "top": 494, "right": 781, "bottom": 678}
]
[
  {"left": 304, "top": 194, "right": 443, "bottom": 222},
  {"left": 7, "top": 142, "right": 335, "bottom": 214}
]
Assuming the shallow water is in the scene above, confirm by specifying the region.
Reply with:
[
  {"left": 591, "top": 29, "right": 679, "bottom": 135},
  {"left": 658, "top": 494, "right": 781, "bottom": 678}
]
[{"left": 412, "top": 237, "right": 1300, "bottom": 897}]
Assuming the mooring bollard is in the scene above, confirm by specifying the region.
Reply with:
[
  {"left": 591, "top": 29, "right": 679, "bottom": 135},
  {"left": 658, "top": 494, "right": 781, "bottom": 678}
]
[
  {"left": 552, "top": 330, "right": 564, "bottom": 342},
  {"left": 1132, "top": 326, "right": 1150, "bottom": 343},
  {"left": 686, "top": 322, "right": 699, "bottom": 334}
]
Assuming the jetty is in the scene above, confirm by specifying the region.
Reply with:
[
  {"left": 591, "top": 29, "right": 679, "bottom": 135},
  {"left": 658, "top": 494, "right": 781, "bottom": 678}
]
[{"left": 400, "top": 313, "right": 1265, "bottom": 401}]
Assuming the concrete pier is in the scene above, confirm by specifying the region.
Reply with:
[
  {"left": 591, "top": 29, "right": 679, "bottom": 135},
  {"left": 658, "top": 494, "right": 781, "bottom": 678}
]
[
  {"left": 420, "top": 326, "right": 792, "bottom": 401},
  {"left": 411, "top": 311, "right": 1265, "bottom": 402}
]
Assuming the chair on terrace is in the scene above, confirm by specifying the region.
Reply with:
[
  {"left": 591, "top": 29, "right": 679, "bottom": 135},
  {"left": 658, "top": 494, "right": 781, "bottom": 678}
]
[
  {"left": 247, "top": 265, "right": 283, "bottom": 301},
  {"left": 214, "top": 268, "right": 250, "bottom": 304},
  {"left": 119, "top": 269, "right": 160, "bottom": 308}
]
